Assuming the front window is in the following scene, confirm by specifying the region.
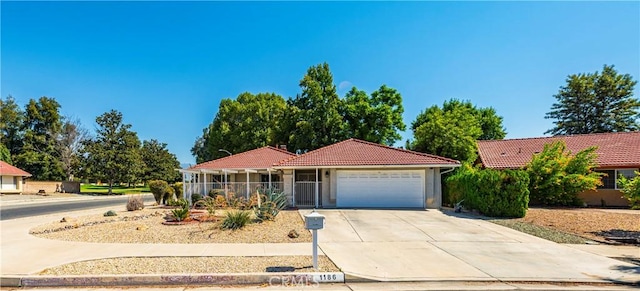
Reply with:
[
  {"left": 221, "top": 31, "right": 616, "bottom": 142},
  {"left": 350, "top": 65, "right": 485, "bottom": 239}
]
[{"left": 596, "top": 169, "right": 638, "bottom": 190}]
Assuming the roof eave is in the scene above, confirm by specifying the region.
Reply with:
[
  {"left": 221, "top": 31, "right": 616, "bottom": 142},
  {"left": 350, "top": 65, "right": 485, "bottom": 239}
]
[{"left": 274, "top": 164, "right": 461, "bottom": 170}]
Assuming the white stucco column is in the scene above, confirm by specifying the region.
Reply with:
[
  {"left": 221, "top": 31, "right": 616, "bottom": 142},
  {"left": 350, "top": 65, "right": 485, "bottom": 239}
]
[
  {"left": 315, "top": 168, "right": 319, "bottom": 208},
  {"left": 203, "top": 172, "right": 207, "bottom": 196},
  {"left": 246, "top": 171, "right": 250, "bottom": 199},
  {"left": 292, "top": 169, "right": 296, "bottom": 207},
  {"left": 182, "top": 173, "right": 186, "bottom": 199}
]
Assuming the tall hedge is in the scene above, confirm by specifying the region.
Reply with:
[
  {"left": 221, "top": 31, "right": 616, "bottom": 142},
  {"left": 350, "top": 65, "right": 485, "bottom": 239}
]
[{"left": 447, "top": 164, "right": 529, "bottom": 218}]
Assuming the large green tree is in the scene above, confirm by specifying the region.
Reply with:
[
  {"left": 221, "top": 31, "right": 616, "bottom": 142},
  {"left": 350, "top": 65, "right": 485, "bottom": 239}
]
[
  {"left": 82, "top": 110, "right": 143, "bottom": 194},
  {"left": 545, "top": 64, "right": 639, "bottom": 135},
  {"left": 284, "top": 62, "right": 347, "bottom": 152},
  {"left": 0, "top": 96, "right": 24, "bottom": 161},
  {"left": 342, "top": 85, "right": 406, "bottom": 145},
  {"left": 15, "top": 97, "right": 64, "bottom": 180},
  {"left": 410, "top": 99, "right": 506, "bottom": 162},
  {"left": 191, "top": 92, "right": 287, "bottom": 163},
  {"left": 141, "top": 139, "right": 181, "bottom": 183},
  {"left": 0, "top": 143, "right": 11, "bottom": 164}
]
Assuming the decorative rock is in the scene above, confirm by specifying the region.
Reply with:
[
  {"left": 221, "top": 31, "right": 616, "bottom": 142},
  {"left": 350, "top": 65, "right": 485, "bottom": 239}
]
[
  {"left": 60, "top": 217, "right": 76, "bottom": 223},
  {"left": 136, "top": 225, "right": 149, "bottom": 231},
  {"left": 288, "top": 229, "right": 299, "bottom": 239}
]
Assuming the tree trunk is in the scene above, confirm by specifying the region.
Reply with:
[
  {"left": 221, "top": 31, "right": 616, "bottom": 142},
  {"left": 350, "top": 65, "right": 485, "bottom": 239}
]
[{"left": 108, "top": 180, "right": 113, "bottom": 195}]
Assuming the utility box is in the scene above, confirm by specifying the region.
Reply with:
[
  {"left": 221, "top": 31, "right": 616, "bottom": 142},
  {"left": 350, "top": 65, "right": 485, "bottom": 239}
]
[{"left": 304, "top": 211, "right": 325, "bottom": 230}]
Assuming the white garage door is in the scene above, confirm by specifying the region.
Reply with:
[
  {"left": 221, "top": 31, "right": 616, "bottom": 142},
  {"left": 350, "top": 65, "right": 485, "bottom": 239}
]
[{"left": 337, "top": 170, "right": 425, "bottom": 208}]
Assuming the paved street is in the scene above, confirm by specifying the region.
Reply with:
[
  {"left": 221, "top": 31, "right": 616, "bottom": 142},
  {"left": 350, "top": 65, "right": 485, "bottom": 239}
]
[{"left": 0, "top": 194, "right": 153, "bottom": 221}]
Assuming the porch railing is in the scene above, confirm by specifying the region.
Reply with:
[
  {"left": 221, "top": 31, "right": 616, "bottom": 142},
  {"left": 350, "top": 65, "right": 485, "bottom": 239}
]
[
  {"left": 184, "top": 182, "right": 284, "bottom": 200},
  {"left": 295, "top": 181, "right": 321, "bottom": 208}
]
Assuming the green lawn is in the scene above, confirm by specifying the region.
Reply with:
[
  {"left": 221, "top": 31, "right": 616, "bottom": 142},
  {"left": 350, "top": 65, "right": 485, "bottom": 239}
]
[{"left": 80, "top": 184, "right": 150, "bottom": 195}]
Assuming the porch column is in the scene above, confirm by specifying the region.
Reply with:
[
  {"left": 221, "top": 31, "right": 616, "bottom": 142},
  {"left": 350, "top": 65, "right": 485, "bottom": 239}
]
[
  {"left": 292, "top": 169, "right": 296, "bottom": 207},
  {"left": 224, "top": 170, "right": 228, "bottom": 198},
  {"left": 182, "top": 172, "right": 186, "bottom": 199},
  {"left": 315, "top": 168, "right": 319, "bottom": 208},
  {"left": 203, "top": 172, "right": 207, "bottom": 196},
  {"left": 268, "top": 169, "right": 272, "bottom": 190},
  {"left": 246, "top": 171, "right": 250, "bottom": 200}
]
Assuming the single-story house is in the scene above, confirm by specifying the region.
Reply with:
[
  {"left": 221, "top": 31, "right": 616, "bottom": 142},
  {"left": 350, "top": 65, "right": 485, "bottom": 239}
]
[
  {"left": 476, "top": 131, "right": 640, "bottom": 207},
  {"left": 181, "top": 138, "right": 460, "bottom": 209},
  {"left": 0, "top": 161, "right": 32, "bottom": 194}
]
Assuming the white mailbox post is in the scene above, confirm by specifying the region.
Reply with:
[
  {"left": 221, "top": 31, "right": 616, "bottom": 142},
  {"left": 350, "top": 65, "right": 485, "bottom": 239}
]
[{"left": 304, "top": 210, "right": 325, "bottom": 270}]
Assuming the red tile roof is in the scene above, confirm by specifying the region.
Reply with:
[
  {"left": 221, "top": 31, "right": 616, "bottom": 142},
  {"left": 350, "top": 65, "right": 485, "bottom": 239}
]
[
  {"left": 0, "top": 161, "right": 32, "bottom": 177},
  {"left": 477, "top": 131, "right": 640, "bottom": 169},
  {"left": 276, "top": 138, "right": 460, "bottom": 167},
  {"left": 190, "top": 146, "right": 296, "bottom": 170}
]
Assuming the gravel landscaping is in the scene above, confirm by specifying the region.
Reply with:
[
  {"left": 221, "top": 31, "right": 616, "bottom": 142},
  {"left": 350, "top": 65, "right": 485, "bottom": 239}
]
[
  {"left": 38, "top": 256, "right": 339, "bottom": 275},
  {"left": 30, "top": 208, "right": 312, "bottom": 244},
  {"left": 491, "top": 208, "right": 640, "bottom": 244}
]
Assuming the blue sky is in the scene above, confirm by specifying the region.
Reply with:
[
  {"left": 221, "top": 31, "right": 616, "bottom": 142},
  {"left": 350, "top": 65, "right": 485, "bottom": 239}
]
[{"left": 2, "top": 1, "right": 639, "bottom": 164}]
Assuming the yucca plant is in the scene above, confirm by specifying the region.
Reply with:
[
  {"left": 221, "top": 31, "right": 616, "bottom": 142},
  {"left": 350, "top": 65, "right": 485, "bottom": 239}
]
[
  {"left": 171, "top": 206, "right": 190, "bottom": 222},
  {"left": 221, "top": 210, "right": 251, "bottom": 230}
]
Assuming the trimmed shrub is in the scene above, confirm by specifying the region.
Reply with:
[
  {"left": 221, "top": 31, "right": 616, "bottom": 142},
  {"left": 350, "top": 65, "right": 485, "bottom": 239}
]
[
  {"left": 447, "top": 164, "right": 529, "bottom": 218},
  {"left": 126, "top": 195, "right": 145, "bottom": 211},
  {"left": 208, "top": 189, "right": 224, "bottom": 198},
  {"left": 191, "top": 193, "right": 203, "bottom": 205},
  {"left": 148, "top": 180, "right": 170, "bottom": 204},
  {"left": 526, "top": 141, "right": 602, "bottom": 206},
  {"left": 103, "top": 210, "right": 117, "bottom": 217},
  {"left": 163, "top": 186, "right": 175, "bottom": 205},
  {"left": 618, "top": 172, "right": 640, "bottom": 209},
  {"left": 172, "top": 182, "right": 184, "bottom": 199},
  {"left": 221, "top": 210, "right": 251, "bottom": 230}
]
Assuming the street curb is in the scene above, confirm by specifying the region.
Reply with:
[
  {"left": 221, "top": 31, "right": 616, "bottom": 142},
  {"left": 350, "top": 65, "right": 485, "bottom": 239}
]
[{"left": 1, "top": 272, "right": 346, "bottom": 287}]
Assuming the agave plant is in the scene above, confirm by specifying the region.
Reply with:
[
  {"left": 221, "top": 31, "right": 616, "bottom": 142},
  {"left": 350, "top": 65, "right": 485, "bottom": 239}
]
[{"left": 254, "top": 190, "right": 288, "bottom": 222}]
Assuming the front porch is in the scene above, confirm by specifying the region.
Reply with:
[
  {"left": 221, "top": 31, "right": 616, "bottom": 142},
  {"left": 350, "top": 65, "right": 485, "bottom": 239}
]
[{"left": 179, "top": 168, "right": 284, "bottom": 203}]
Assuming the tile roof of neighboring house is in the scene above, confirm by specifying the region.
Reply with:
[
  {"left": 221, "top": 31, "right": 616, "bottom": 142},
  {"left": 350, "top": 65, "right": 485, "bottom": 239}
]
[
  {"left": 276, "top": 138, "right": 460, "bottom": 168},
  {"left": 477, "top": 131, "right": 640, "bottom": 169},
  {"left": 189, "top": 146, "right": 296, "bottom": 170},
  {"left": 0, "top": 161, "right": 32, "bottom": 177}
]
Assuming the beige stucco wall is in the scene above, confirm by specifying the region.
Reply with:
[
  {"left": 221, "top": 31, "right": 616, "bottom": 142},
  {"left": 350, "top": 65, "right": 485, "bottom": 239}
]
[
  {"left": 579, "top": 189, "right": 630, "bottom": 207},
  {"left": 23, "top": 181, "right": 80, "bottom": 194}
]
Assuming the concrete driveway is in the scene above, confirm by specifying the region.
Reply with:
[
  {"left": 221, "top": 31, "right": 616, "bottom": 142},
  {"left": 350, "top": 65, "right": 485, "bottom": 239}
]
[{"left": 304, "top": 209, "right": 640, "bottom": 283}]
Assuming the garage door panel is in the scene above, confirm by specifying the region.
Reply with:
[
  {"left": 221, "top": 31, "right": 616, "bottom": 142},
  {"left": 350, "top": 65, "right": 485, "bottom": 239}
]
[{"left": 337, "top": 170, "right": 425, "bottom": 208}]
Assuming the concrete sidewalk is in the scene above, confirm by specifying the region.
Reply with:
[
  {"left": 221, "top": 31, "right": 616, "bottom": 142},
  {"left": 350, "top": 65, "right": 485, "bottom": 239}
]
[{"left": 309, "top": 210, "right": 640, "bottom": 284}]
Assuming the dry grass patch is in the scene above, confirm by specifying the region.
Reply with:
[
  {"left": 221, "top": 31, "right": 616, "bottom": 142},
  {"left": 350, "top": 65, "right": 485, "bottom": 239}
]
[
  {"left": 492, "top": 208, "right": 639, "bottom": 244},
  {"left": 38, "top": 256, "right": 339, "bottom": 275},
  {"left": 30, "top": 208, "right": 311, "bottom": 244}
]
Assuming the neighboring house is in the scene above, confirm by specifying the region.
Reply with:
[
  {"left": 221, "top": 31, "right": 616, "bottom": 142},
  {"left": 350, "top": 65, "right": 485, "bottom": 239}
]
[
  {"left": 477, "top": 131, "right": 640, "bottom": 207},
  {"left": 0, "top": 161, "right": 32, "bottom": 194},
  {"left": 181, "top": 139, "right": 460, "bottom": 209}
]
